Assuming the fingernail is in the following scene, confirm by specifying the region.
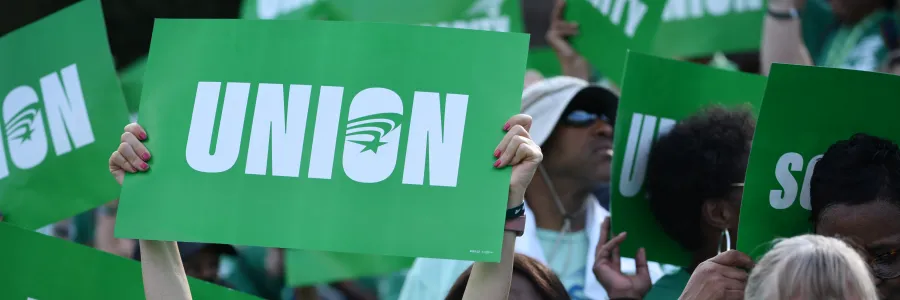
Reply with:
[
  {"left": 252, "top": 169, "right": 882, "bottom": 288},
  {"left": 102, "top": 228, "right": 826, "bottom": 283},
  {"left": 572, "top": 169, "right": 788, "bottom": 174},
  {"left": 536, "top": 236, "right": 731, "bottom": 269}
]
[
  {"left": 493, "top": 159, "right": 502, "bottom": 168},
  {"left": 493, "top": 149, "right": 501, "bottom": 157},
  {"left": 139, "top": 132, "right": 147, "bottom": 140},
  {"left": 142, "top": 153, "right": 151, "bottom": 160},
  {"left": 503, "top": 123, "right": 510, "bottom": 131},
  {"left": 141, "top": 162, "right": 149, "bottom": 170}
]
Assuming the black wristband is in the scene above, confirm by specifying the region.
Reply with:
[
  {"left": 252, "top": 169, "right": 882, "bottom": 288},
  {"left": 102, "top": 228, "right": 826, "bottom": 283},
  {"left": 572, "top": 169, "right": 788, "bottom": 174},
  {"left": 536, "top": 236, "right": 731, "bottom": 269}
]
[
  {"left": 506, "top": 201, "right": 525, "bottom": 220},
  {"left": 767, "top": 7, "right": 799, "bottom": 20}
]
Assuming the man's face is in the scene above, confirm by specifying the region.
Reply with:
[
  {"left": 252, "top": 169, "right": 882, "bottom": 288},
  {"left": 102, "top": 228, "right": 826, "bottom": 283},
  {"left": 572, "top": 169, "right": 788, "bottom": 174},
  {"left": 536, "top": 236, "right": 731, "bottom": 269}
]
[
  {"left": 183, "top": 248, "right": 221, "bottom": 284},
  {"left": 543, "top": 101, "right": 615, "bottom": 183}
]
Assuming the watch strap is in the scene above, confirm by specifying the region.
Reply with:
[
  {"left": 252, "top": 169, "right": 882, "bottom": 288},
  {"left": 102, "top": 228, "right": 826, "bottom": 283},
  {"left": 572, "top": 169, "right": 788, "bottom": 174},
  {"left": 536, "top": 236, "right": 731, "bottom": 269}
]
[
  {"left": 505, "top": 215, "right": 526, "bottom": 237},
  {"left": 506, "top": 201, "right": 525, "bottom": 220}
]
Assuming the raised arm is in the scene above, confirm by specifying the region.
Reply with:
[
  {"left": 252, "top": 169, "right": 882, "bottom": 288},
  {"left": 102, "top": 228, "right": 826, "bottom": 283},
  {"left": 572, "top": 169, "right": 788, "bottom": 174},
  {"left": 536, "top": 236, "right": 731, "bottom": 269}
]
[
  {"left": 461, "top": 114, "right": 542, "bottom": 300},
  {"left": 762, "top": 0, "right": 813, "bottom": 75},
  {"left": 110, "top": 123, "right": 193, "bottom": 300}
]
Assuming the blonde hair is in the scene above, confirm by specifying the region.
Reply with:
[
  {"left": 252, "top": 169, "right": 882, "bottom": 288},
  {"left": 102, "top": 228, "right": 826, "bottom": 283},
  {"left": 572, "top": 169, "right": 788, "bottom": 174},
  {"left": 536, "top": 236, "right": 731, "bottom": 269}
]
[{"left": 745, "top": 234, "right": 878, "bottom": 300}]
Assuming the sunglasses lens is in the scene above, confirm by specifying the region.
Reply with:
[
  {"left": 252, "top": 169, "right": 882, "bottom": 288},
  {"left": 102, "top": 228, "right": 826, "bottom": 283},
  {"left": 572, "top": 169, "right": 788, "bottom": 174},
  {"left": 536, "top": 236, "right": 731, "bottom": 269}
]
[{"left": 565, "top": 110, "right": 607, "bottom": 126}]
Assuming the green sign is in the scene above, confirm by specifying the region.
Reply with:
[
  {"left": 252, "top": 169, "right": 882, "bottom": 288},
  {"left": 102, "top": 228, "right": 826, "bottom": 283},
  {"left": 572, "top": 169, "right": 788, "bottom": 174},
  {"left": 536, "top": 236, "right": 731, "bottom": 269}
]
[
  {"left": 526, "top": 47, "right": 563, "bottom": 78},
  {"left": 241, "top": 0, "right": 524, "bottom": 33},
  {"left": 565, "top": 0, "right": 665, "bottom": 84},
  {"left": 611, "top": 52, "right": 765, "bottom": 267},
  {"left": 653, "top": 0, "right": 764, "bottom": 58},
  {"left": 0, "top": 222, "right": 260, "bottom": 300},
  {"left": 118, "top": 57, "right": 147, "bottom": 118},
  {"left": 286, "top": 250, "right": 413, "bottom": 286},
  {"left": 0, "top": 0, "right": 130, "bottom": 230},
  {"left": 116, "top": 19, "right": 528, "bottom": 262},
  {"left": 736, "top": 64, "right": 900, "bottom": 257}
]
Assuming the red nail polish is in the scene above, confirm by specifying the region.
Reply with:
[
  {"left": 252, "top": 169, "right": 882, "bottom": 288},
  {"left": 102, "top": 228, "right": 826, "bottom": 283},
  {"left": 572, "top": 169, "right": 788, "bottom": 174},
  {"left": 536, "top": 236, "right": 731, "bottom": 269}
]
[
  {"left": 503, "top": 123, "right": 510, "bottom": 131},
  {"left": 139, "top": 132, "right": 147, "bottom": 140},
  {"left": 493, "top": 160, "right": 502, "bottom": 168},
  {"left": 142, "top": 153, "right": 151, "bottom": 160},
  {"left": 141, "top": 162, "right": 149, "bottom": 170},
  {"left": 493, "top": 149, "right": 501, "bottom": 157}
]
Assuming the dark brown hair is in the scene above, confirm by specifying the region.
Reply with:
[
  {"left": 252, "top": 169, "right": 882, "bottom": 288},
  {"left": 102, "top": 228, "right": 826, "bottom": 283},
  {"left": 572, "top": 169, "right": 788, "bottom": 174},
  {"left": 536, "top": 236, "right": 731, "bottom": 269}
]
[{"left": 444, "top": 253, "right": 570, "bottom": 300}]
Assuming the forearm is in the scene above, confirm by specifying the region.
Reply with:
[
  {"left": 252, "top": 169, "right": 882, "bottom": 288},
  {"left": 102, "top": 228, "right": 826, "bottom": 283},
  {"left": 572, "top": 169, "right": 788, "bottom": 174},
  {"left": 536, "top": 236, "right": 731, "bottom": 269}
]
[
  {"left": 140, "top": 240, "right": 193, "bottom": 300},
  {"left": 461, "top": 231, "right": 517, "bottom": 300},
  {"left": 461, "top": 195, "right": 521, "bottom": 300},
  {"left": 761, "top": 3, "right": 813, "bottom": 75}
]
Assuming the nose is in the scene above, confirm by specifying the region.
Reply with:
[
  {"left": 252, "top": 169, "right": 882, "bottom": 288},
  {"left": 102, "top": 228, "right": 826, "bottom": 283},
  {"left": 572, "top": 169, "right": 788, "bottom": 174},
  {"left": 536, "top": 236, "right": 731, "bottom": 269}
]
[{"left": 592, "top": 120, "right": 614, "bottom": 137}]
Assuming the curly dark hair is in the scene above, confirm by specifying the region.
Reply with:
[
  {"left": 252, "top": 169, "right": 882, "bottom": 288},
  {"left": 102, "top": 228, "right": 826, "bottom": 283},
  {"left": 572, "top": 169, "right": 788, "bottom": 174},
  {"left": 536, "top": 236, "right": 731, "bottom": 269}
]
[
  {"left": 810, "top": 133, "right": 900, "bottom": 226},
  {"left": 445, "top": 253, "right": 570, "bottom": 300},
  {"left": 645, "top": 105, "right": 756, "bottom": 252}
]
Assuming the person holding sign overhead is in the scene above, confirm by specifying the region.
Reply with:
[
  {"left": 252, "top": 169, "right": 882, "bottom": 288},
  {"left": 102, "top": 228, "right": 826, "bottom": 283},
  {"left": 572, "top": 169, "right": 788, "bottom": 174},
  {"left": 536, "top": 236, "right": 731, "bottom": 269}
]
[
  {"left": 592, "top": 106, "right": 757, "bottom": 299},
  {"left": 811, "top": 133, "right": 900, "bottom": 300},
  {"left": 399, "top": 77, "right": 665, "bottom": 300},
  {"left": 762, "top": 0, "right": 899, "bottom": 74},
  {"left": 109, "top": 114, "right": 544, "bottom": 300}
]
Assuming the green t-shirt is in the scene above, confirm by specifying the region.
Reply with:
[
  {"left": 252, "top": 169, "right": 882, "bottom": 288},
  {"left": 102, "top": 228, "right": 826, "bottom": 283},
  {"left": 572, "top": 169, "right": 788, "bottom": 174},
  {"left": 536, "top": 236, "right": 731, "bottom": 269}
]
[
  {"left": 803, "top": 0, "right": 898, "bottom": 71},
  {"left": 644, "top": 269, "right": 690, "bottom": 300},
  {"left": 535, "top": 228, "right": 589, "bottom": 300}
]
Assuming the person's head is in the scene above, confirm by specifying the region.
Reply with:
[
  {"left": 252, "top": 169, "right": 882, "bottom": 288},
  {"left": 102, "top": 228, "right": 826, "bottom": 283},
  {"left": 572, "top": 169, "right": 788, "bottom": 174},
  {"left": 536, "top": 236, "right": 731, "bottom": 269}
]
[
  {"left": 522, "top": 76, "right": 618, "bottom": 188},
  {"left": 745, "top": 234, "right": 879, "bottom": 300},
  {"left": 445, "top": 253, "right": 570, "bottom": 300},
  {"left": 812, "top": 133, "right": 900, "bottom": 299},
  {"left": 646, "top": 106, "right": 755, "bottom": 260},
  {"left": 831, "top": 0, "right": 896, "bottom": 23}
]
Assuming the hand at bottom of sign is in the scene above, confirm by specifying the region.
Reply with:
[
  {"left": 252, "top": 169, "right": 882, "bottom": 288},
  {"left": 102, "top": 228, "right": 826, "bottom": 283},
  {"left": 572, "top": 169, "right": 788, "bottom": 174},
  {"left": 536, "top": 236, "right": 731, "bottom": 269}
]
[{"left": 109, "top": 123, "right": 151, "bottom": 185}]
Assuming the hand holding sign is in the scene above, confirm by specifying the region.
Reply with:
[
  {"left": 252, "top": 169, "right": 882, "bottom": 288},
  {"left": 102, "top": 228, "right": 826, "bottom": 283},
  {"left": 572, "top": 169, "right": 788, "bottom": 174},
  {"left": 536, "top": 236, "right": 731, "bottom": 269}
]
[
  {"left": 109, "top": 123, "right": 151, "bottom": 185},
  {"left": 494, "top": 114, "right": 541, "bottom": 205},
  {"left": 679, "top": 250, "right": 754, "bottom": 300},
  {"left": 547, "top": 0, "right": 590, "bottom": 81},
  {"left": 593, "top": 216, "right": 652, "bottom": 299}
]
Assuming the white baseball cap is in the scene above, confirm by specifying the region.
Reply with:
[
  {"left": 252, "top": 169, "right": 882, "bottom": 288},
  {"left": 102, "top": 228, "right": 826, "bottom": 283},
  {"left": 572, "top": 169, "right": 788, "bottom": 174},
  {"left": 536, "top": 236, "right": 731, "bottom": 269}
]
[{"left": 521, "top": 76, "right": 619, "bottom": 146}]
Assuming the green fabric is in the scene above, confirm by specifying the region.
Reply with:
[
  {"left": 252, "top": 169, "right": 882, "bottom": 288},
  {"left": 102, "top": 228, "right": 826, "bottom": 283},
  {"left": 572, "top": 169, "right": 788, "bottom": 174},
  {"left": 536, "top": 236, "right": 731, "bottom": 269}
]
[
  {"left": 816, "top": 10, "right": 896, "bottom": 70},
  {"left": 536, "top": 228, "right": 589, "bottom": 299},
  {"left": 645, "top": 269, "right": 690, "bottom": 299},
  {"left": 222, "top": 247, "right": 285, "bottom": 299},
  {"left": 801, "top": 0, "right": 837, "bottom": 61},
  {"left": 803, "top": 0, "right": 899, "bottom": 71}
]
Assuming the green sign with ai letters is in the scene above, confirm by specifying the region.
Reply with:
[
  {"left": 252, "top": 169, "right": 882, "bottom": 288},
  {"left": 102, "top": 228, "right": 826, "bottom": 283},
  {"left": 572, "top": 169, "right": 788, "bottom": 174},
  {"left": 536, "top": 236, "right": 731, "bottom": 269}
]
[{"left": 115, "top": 19, "right": 528, "bottom": 263}]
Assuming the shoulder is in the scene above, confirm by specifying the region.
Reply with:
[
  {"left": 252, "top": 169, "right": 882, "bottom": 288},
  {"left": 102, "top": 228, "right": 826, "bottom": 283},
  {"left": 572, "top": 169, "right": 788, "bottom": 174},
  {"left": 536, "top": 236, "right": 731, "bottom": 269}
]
[{"left": 398, "top": 258, "right": 474, "bottom": 300}]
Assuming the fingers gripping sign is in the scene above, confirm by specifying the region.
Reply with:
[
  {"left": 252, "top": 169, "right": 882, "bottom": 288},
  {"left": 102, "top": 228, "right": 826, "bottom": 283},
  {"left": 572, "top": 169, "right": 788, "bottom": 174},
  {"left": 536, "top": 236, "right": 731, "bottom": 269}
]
[
  {"left": 679, "top": 250, "right": 754, "bottom": 300},
  {"left": 109, "top": 123, "right": 151, "bottom": 185},
  {"left": 593, "top": 216, "right": 652, "bottom": 299},
  {"left": 493, "top": 114, "right": 541, "bottom": 204}
]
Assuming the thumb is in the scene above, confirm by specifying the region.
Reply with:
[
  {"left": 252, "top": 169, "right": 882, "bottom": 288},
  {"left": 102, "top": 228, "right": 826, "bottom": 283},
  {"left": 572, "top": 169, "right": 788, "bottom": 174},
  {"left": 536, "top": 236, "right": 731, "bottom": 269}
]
[{"left": 113, "top": 170, "right": 125, "bottom": 186}]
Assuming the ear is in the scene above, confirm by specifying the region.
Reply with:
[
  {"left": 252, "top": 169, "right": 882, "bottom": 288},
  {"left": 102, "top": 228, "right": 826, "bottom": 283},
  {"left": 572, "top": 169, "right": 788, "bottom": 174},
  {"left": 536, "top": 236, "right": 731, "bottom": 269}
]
[{"left": 701, "top": 199, "right": 738, "bottom": 230}]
